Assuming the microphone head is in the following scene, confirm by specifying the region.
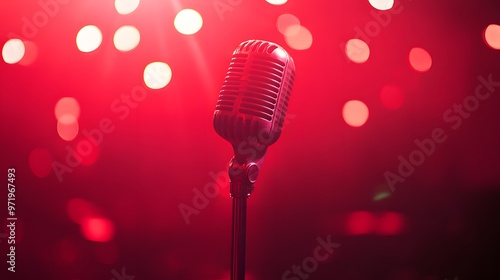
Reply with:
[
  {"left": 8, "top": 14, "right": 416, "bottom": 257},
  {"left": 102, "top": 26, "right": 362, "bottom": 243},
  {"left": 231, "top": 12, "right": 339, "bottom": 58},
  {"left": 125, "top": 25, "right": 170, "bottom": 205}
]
[{"left": 213, "top": 40, "right": 295, "bottom": 151}]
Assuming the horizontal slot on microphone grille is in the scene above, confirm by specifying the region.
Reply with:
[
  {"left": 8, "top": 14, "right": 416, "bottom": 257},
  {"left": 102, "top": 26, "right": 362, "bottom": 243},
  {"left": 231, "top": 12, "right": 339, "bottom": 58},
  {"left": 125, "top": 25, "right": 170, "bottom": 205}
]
[
  {"left": 246, "top": 85, "right": 277, "bottom": 99},
  {"left": 243, "top": 91, "right": 276, "bottom": 105},
  {"left": 242, "top": 96, "right": 275, "bottom": 111},
  {"left": 249, "top": 66, "right": 283, "bottom": 80},
  {"left": 247, "top": 80, "right": 280, "bottom": 95},
  {"left": 228, "top": 67, "right": 244, "bottom": 73},
  {"left": 238, "top": 108, "right": 272, "bottom": 121},
  {"left": 240, "top": 102, "right": 274, "bottom": 116},
  {"left": 252, "top": 57, "right": 285, "bottom": 69},
  {"left": 248, "top": 74, "right": 281, "bottom": 89},
  {"left": 216, "top": 104, "right": 233, "bottom": 111},
  {"left": 219, "top": 88, "right": 239, "bottom": 99}
]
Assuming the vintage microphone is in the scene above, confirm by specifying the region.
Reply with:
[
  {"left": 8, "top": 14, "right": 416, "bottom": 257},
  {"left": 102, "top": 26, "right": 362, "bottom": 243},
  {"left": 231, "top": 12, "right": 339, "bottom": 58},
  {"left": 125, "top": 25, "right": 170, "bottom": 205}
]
[{"left": 213, "top": 40, "right": 296, "bottom": 280}]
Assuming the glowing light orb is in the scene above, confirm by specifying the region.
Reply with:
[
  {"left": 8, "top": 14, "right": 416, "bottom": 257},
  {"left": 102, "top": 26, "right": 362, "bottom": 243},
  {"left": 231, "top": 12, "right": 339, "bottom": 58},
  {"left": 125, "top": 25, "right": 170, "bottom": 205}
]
[
  {"left": 346, "top": 211, "right": 375, "bottom": 235},
  {"left": 174, "top": 9, "right": 203, "bottom": 35},
  {"left": 345, "top": 39, "right": 370, "bottom": 63},
  {"left": 266, "top": 0, "right": 288, "bottom": 5},
  {"left": 284, "top": 25, "right": 313, "bottom": 50},
  {"left": 144, "top": 62, "right": 172, "bottom": 90},
  {"left": 113, "top": 25, "right": 140, "bottom": 52},
  {"left": 368, "top": 0, "right": 394, "bottom": 11},
  {"left": 376, "top": 212, "right": 405, "bottom": 235},
  {"left": 2, "top": 39, "right": 25, "bottom": 64},
  {"left": 484, "top": 24, "right": 500, "bottom": 50},
  {"left": 76, "top": 25, "right": 102, "bottom": 53},
  {"left": 81, "top": 217, "right": 115, "bottom": 242},
  {"left": 18, "top": 40, "right": 38, "bottom": 66},
  {"left": 55, "top": 97, "right": 80, "bottom": 120},
  {"left": 409, "top": 47, "right": 432, "bottom": 72},
  {"left": 57, "top": 114, "right": 79, "bottom": 141},
  {"left": 115, "top": 0, "right": 140, "bottom": 15},
  {"left": 342, "top": 100, "right": 369, "bottom": 127},
  {"left": 277, "top": 14, "right": 301, "bottom": 36}
]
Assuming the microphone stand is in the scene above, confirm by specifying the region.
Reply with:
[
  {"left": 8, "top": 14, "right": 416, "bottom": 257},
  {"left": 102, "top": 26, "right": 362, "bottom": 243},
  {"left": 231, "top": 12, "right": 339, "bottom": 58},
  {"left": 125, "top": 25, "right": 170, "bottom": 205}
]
[{"left": 228, "top": 149, "right": 265, "bottom": 280}]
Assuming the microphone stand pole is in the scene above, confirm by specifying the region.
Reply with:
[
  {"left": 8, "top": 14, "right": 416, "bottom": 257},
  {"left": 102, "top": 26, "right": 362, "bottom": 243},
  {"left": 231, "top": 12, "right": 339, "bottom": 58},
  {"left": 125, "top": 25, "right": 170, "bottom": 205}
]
[{"left": 228, "top": 153, "right": 262, "bottom": 280}]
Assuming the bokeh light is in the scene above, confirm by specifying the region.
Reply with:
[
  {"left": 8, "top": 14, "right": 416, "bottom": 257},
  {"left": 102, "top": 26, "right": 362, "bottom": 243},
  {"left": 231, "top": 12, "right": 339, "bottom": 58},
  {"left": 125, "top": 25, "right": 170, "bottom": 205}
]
[
  {"left": 174, "top": 9, "right": 203, "bottom": 35},
  {"left": 484, "top": 24, "right": 500, "bottom": 50},
  {"left": 345, "top": 38, "right": 370, "bottom": 63},
  {"left": 346, "top": 211, "right": 376, "bottom": 235},
  {"left": 2, "top": 38, "right": 25, "bottom": 64},
  {"left": 113, "top": 25, "right": 141, "bottom": 52},
  {"left": 380, "top": 85, "right": 404, "bottom": 109},
  {"left": 276, "top": 14, "right": 301, "bottom": 36},
  {"left": 29, "top": 148, "right": 53, "bottom": 178},
  {"left": 376, "top": 212, "right": 405, "bottom": 235},
  {"left": 284, "top": 25, "right": 313, "bottom": 50},
  {"left": 18, "top": 40, "right": 38, "bottom": 66},
  {"left": 368, "top": 0, "right": 394, "bottom": 10},
  {"left": 57, "top": 115, "right": 79, "bottom": 141},
  {"left": 76, "top": 25, "right": 102, "bottom": 53},
  {"left": 266, "top": 0, "right": 288, "bottom": 5},
  {"left": 342, "top": 100, "right": 369, "bottom": 127},
  {"left": 55, "top": 97, "right": 80, "bottom": 120},
  {"left": 81, "top": 217, "right": 115, "bottom": 242},
  {"left": 409, "top": 47, "right": 432, "bottom": 72},
  {"left": 66, "top": 139, "right": 100, "bottom": 167},
  {"left": 114, "top": 0, "right": 140, "bottom": 15},
  {"left": 67, "top": 198, "right": 101, "bottom": 224},
  {"left": 144, "top": 62, "right": 172, "bottom": 89}
]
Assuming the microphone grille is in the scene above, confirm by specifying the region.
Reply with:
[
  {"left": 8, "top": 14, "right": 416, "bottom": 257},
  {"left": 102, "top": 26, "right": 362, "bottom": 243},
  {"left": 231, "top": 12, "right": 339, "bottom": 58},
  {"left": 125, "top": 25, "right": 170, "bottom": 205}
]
[{"left": 214, "top": 40, "right": 295, "bottom": 145}]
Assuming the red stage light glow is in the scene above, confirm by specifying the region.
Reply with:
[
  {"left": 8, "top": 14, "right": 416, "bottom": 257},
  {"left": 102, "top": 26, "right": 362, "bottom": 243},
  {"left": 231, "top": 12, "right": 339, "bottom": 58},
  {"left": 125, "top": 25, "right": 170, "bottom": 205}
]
[
  {"left": 266, "top": 0, "right": 288, "bottom": 5},
  {"left": 113, "top": 25, "right": 141, "bottom": 52},
  {"left": 343, "top": 100, "right": 370, "bottom": 127},
  {"left": 376, "top": 211, "right": 405, "bottom": 235},
  {"left": 409, "top": 47, "right": 432, "bottom": 72},
  {"left": 484, "top": 24, "right": 500, "bottom": 50},
  {"left": 346, "top": 211, "right": 376, "bottom": 235},
  {"left": 143, "top": 61, "right": 172, "bottom": 90},
  {"left": 2, "top": 38, "right": 25, "bottom": 64},
  {"left": 284, "top": 25, "right": 313, "bottom": 50},
  {"left": 114, "top": 0, "right": 140, "bottom": 15},
  {"left": 57, "top": 114, "right": 79, "bottom": 141},
  {"left": 345, "top": 38, "right": 370, "bottom": 63},
  {"left": 81, "top": 217, "right": 115, "bottom": 242},
  {"left": 174, "top": 9, "right": 203, "bottom": 35},
  {"left": 54, "top": 97, "right": 80, "bottom": 120},
  {"left": 76, "top": 25, "right": 102, "bottom": 53},
  {"left": 368, "top": 0, "right": 394, "bottom": 11},
  {"left": 277, "top": 14, "right": 300, "bottom": 36}
]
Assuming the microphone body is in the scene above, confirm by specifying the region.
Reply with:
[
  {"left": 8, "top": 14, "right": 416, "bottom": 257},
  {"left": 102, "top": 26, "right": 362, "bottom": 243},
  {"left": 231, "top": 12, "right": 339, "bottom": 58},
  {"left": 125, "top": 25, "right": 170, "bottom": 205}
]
[
  {"left": 214, "top": 40, "right": 295, "bottom": 172},
  {"left": 213, "top": 40, "right": 295, "bottom": 280}
]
